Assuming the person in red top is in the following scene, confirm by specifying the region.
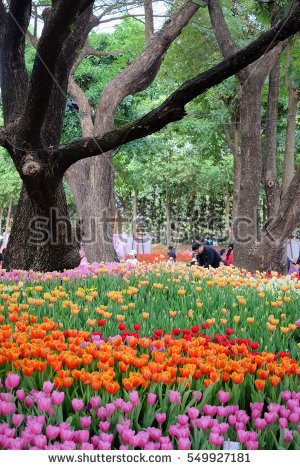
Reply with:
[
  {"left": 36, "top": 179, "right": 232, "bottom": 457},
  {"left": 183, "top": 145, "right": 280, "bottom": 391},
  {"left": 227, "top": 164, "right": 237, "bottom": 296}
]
[{"left": 225, "top": 243, "right": 233, "bottom": 265}]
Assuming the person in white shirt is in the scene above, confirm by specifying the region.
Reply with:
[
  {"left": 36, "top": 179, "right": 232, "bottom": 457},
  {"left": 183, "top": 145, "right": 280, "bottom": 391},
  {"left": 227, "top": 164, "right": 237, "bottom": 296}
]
[{"left": 128, "top": 249, "right": 139, "bottom": 268}]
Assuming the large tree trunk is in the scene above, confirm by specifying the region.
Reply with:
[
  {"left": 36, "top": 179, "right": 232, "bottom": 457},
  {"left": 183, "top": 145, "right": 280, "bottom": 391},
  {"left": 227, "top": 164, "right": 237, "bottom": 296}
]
[
  {"left": 81, "top": 154, "right": 117, "bottom": 262},
  {"left": 233, "top": 80, "right": 263, "bottom": 269},
  {"left": 4, "top": 178, "right": 81, "bottom": 272}
]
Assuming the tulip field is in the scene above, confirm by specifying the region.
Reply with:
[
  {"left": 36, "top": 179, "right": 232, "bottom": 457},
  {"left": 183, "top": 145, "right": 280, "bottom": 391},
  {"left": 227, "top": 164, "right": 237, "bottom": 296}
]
[{"left": 0, "top": 259, "right": 299, "bottom": 450}]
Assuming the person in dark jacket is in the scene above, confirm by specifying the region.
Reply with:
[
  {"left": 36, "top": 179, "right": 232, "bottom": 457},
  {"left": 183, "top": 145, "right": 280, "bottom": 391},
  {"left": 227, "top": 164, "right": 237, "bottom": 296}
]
[
  {"left": 192, "top": 242, "right": 223, "bottom": 268},
  {"left": 167, "top": 246, "right": 176, "bottom": 265}
]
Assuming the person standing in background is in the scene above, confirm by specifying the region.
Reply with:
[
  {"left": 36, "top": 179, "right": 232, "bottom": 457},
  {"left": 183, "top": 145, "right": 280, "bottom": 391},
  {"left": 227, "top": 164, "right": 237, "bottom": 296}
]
[{"left": 167, "top": 245, "right": 176, "bottom": 265}]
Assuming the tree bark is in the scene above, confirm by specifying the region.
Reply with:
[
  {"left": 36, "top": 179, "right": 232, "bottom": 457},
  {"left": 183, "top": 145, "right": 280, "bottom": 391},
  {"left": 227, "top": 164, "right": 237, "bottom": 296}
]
[
  {"left": 4, "top": 195, "right": 12, "bottom": 239},
  {"left": 166, "top": 187, "right": 172, "bottom": 247},
  {"left": 0, "top": 204, "right": 3, "bottom": 237},
  {"left": 263, "top": 58, "right": 281, "bottom": 218},
  {"left": 132, "top": 189, "right": 138, "bottom": 238},
  {"left": 282, "top": 44, "right": 299, "bottom": 196},
  {"left": 223, "top": 182, "right": 230, "bottom": 241}
]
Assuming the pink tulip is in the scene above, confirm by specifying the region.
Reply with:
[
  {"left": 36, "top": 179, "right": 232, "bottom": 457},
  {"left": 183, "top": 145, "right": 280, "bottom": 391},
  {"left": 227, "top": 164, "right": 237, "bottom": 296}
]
[
  {"left": 192, "top": 391, "right": 202, "bottom": 402},
  {"left": 90, "top": 396, "right": 100, "bottom": 408},
  {"left": 72, "top": 398, "right": 84, "bottom": 412},
  {"left": 106, "top": 403, "right": 115, "bottom": 416},
  {"left": 187, "top": 407, "right": 199, "bottom": 420},
  {"left": 60, "top": 430, "right": 74, "bottom": 442},
  {"left": 147, "top": 393, "right": 157, "bottom": 405},
  {"left": 38, "top": 397, "right": 52, "bottom": 413},
  {"left": 25, "top": 396, "right": 34, "bottom": 407},
  {"left": 97, "top": 406, "right": 108, "bottom": 420},
  {"left": 209, "top": 433, "right": 224, "bottom": 446},
  {"left": 178, "top": 438, "right": 190, "bottom": 450},
  {"left": 46, "top": 425, "right": 60, "bottom": 440},
  {"left": 156, "top": 413, "right": 166, "bottom": 423},
  {"left": 16, "top": 389, "right": 25, "bottom": 401},
  {"left": 279, "top": 418, "right": 287, "bottom": 429},
  {"left": 122, "top": 402, "right": 133, "bottom": 414},
  {"left": 5, "top": 374, "right": 20, "bottom": 390},
  {"left": 12, "top": 414, "right": 24, "bottom": 427},
  {"left": 287, "top": 399, "right": 298, "bottom": 412},
  {"left": 289, "top": 412, "right": 299, "bottom": 424},
  {"left": 217, "top": 406, "right": 228, "bottom": 418},
  {"left": 148, "top": 427, "right": 162, "bottom": 441},
  {"left": 228, "top": 414, "right": 236, "bottom": 426},
  {"left": 129, "top": 391, "right": 139, "bottom": 407},
  {"left": 80, "top": 416, "right": 91, "bottom": 428},
  {"left": 2, "top": 402, "right": 16, "bottom": 415},
  {"left": 246, "top": 441, "right": 259, "bottom": 450},
  {"left": 218, "top": 390, "right": 230, "bottom": 404},
  {"left": 82, "top": 443, "right": 94, "bottom": 450},
  {"left": 196, "top": 416, "right": 211, "bottom": 430},
  {"left": 99, "top": 421, "right": 110, "bottom": 432},
  {"left": 264, "top": 412, "right": 277, "bottom": 424},
  {"left": 178, "top": 414, "right": 189, "bottom": 426},
  {"left": 219, "top": 423, "right": 229, "bottom": 434},
  {"left": 283, "top": 428, "right": 293, "bottom": 442},
  {"left": 282, "top": 391, "right": 292, "bottom": 401},
  {"left": 43, "top": 381, "right": 54, "bottom": 395},
  {"left": 34, "top": 435, "right": 47, "bottom": 449},
  {"left": 169, "top": 390, "right": 181, "bottom": 404},
  {"left": 254, "top": 418, "right": 267, "bottom": 430},
  {"left": 51, "top": 391, "right": 65, "bottom": 407}
]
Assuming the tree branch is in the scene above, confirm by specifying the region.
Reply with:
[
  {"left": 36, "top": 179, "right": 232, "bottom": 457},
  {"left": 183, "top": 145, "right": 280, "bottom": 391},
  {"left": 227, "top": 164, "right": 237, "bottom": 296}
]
[
  {"left": 17, "top": 0, "right": 94, "bottom": 145},
  {"left": 56, "top": 5, "right": 300, "bottom": 174},
  {"left": 94, "top": 0, "right": 200, "bottom": 134},
  {"left": 68, "top": 77, "right": 94, "bottom": 137},
  {"left": 144, "top": 0, "right": 154, "bottom": 46},
  {"left": 0, "top": 0, "right": 32, "bottom": 123}
]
